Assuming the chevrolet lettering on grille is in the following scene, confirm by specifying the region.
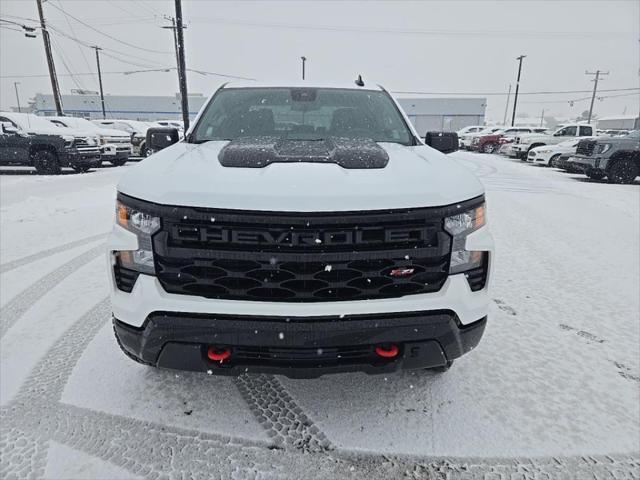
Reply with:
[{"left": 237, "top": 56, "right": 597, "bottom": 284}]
[{"left": 172, "top": 225, "right": 430, "bottom": 246}]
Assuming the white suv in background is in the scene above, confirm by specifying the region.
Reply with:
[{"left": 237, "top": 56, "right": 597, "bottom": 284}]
[{"left": 93, "top": 119, "right": 153, "bottom": 157}]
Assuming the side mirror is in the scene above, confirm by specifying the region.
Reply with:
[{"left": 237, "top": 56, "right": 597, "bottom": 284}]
[
  {"left": 425, "top": 131, "right": 459, "bottom": 154},
  {"left": 146, "top": 127, "right": 180, "bottom": 155},
  {"left": 1, "top": 122, "right": 19, "bottom": 134}
]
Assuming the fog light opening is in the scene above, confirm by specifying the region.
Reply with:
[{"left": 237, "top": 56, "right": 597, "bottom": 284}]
[
  {"left": 375, "top": 343, "right": 399, "bottom": 358},
  {"left": 207, "top": 346, "right": 232, "bottom": 363}
]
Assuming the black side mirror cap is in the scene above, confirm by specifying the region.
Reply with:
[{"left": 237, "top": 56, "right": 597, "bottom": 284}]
[
  {"left": 425, "top": 131, "right": 459, "bottom": 154},
  {"left": 146, "top": 127, "right": 180, "bottom": 154}
]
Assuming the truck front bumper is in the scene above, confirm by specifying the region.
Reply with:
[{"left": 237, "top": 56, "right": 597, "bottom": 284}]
[
  {"left": 60, "top": 148, "right": 102, "bottom": 168},
  {"left": 101, "top": 144, "right": 132, "bottom": 159},
  {"left": 113, "top": 310, "right": 486, "bottom": 378}
]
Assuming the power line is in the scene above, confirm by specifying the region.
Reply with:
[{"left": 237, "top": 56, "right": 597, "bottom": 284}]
[
  {"left": 46, "top": 1, "right": 173, "bottom": 54},
  {"left": 189, "top": 16, "right": 636, "bottom": 39},
  {"left": 390, "top": 87, "right": 640, "bottom": 96},
  {"left": 54, "top": 0, "right": 95, "bottom": 84}
]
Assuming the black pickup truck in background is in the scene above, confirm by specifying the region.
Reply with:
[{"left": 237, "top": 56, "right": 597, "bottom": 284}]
[{"left": 0, "top": 121, "right": 101, "bottom": 174}]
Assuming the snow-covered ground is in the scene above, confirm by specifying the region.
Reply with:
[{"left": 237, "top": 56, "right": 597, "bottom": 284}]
[{"left": 1, "top": 155, "right": 639, "bottom": 479}]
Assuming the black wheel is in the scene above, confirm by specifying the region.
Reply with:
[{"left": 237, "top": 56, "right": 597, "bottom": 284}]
[
  {"left": 586, "top": 170, "right": 605, "bottom": 181},
  {"left": 549, "top": 154, "right": 561, "bottom": 168},
  {"left": 113, "top": 325, "right": 154, "bottom": 367},
  {"left": 607, "top": 159, "right": 639, "bottom": 184},
  {"left": 33, "top": 150, "right": 61, "bottom": 175},
  {"left": 109, "top": 158, "right": 127, "bottom": 167},
  {"left": 140, "top": 143, "right": 151, "bottom": 157},
  {"left": 482, "top": 143, "right": 497, "bottom": 154},
  {"left": 425, "top": 360, "right": 453, "bottom": 373},
  {"left": 72, "top": 165, "right": 90, "bottom": 173}
]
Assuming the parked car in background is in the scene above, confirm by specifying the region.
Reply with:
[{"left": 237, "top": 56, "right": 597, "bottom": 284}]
[
  {"left": 570, "top": 130, "right": 640, "bottom": 183},
  {"left": 49, "top": 116, "right": 132, "bottom": 166},
  {"left": 472, "top": 127, "right": 546, "bottom": 153},
  {"left": 526, "top": 137, "right": 592, "bottom": 167},
  {"left": 0, "top": 112, "right": 101, "bottom": 173},
  {"left": 155, "top": 120, "right": 185, "bottom": 138},
  {"left": 456, "top": 125, "right": 484, "bottom": 146},
  {"left": 460, "top": 126, "right": 503, "bottom": 150},
  {"left": 510, "top": 123, "right": 595, "bottom": 159},
  {"left": 0, "top": 119, "right": 100, "bottom": 174},
  {"left": 92, "top": 119, "right": 152, "bottom": 157}
]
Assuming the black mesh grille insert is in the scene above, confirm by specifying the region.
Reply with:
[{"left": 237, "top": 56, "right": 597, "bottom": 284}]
[
  {"left": 576, "top": 139, "right": 597, "bottom": 156},
  {"left": 231, "top": 344, "right": 388, "bottom": 367},
  {"left": 464, "top": 257, "right": 488, "bottom": 292},
  {"left": 130, "top": 195, "right": 486, "bottom": 302}
]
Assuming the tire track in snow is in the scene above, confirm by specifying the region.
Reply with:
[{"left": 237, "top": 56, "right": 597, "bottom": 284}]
[
  {"left": 0, "top": 244, "right": 104, "bottom": 339},
  {"left": 1, "top": 298, "right": 639, "bottom": 478},
  {"left": 235, "top": 374, "right": 333, "bottom": 453},
  {"left": 0, "top": 232, "right": 107, "bottom": 274}
]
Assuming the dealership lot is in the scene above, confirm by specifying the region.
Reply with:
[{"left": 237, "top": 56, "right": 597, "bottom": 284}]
[{"left": 1, "top": 153, "right": 638, "bottom": 478}]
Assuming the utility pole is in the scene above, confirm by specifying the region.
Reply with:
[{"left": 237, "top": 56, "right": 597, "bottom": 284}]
[
  {"left": 174, "top": 0, "right": 189, "bottom": 130},
  {"left": 502, "top": 84, "right": 511, "bottom": 125},
  {"left": 13, "top": 82, "right": 21, "bottom": 112},
  {"left": 162, "top": 17, "right": 180, "bottom": 72},
  {"left": 36, "top": 0, "right": 63, "bottom": 115},
  {"left": 92, "top": 46, "right": 106, "bottom": 119},
  {"left": 301, "top": 56, "right": 307, "bottom": 80},
  {"left": 540, "top": 108, "right": 545, "bottom": 127},
  {"left": 585, "top": 70, "right": 609, "bottom": 123},
  {"left": 511, "top": 55, "right": 526, "bottom": 127}
]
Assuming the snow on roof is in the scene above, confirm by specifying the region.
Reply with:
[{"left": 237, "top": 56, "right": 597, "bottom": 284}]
[
  {"left": 222, "top": 81, "right": 384, "bottom": 91},
  {"left": 597, "top": 114, "right": 640, "bottom": 121}
]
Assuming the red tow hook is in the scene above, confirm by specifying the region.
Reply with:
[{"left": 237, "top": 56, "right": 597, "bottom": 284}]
[
  {"left": 375, "top": 343, "right": 399, "bottom": 358},
  {"left": 207, "top": 346, "right": 232, "bottom": 362}
]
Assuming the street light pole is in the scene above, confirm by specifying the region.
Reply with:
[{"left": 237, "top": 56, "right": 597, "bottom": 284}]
[
  {"left": 502, "top": 84, "right": 511, "bottom": 125},
  {"left": 13, "top": 82, "right": 21, "bottom": 112},
  {"left": 92, "top": 46, "right": 106, "bottom": 119},
  {"left": 301, "top": 56, "right": 306, "bottom": 80},
  {"left": 511, "top": 55, "right": 526, "bottom": 127}
]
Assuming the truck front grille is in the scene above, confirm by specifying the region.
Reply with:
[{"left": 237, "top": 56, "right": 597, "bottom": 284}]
[
  {"left": 576, "top": 139, "right": 597, "bottom": 156},
  {"left": 130, "top": 195, "right": 484, "bottom": 302}
]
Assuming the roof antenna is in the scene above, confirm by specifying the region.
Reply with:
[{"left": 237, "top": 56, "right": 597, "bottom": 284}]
[{"left": 355, "top": 75, "right": 364, "bottom": 87}]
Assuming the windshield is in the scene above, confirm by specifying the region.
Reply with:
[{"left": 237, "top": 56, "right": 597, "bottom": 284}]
[{"left": 190, "top": 87, "right": 413, "bottom": 145}]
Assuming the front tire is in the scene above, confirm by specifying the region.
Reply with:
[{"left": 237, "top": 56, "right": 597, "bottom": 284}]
[
  {"left": 482, "top": 143, "right": 497, "bottom": 154},
  {"left": 607, "top": 159, "right": 639, "bottom": 184},
  {"left": 72, "top": 165, "right": 90, "bottom": 173},
  {"left": 425, "top": 360, "right": 453, "bottom": 373},
  {"left": 110, "top": 158, "right": 127, "bottom": 167},
  {"left": 586, "top": 170, "right": 605, "bottom": 181},
  {"left": 33, "top": 150, "right": 61, "bottom": 175},
  {"left": 549, "top": 154, "right": 561, "bottom": 168}
]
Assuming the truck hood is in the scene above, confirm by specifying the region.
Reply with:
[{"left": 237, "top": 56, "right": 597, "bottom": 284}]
[{"left": 117, "top": 141, "right": 484, "bottom": 211}]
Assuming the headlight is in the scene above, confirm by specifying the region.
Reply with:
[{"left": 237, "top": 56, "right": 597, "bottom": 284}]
[
  {"left": 114, "top": 199, "right": 160, "bottom": 274},
  {"left": 538, "top": 149, "right": 552, "bottom": 153},
  {"left": 62, "top": 135, "right": 74, "bottom": 147},
  {"left": 445, "top": 203, "right": 486, "bottom": 274},
  {"left": 595, "top": 143, "right": 611, "bottom": 154}
]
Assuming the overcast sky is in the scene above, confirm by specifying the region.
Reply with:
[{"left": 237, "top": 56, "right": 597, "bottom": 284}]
[{"left": 1, "top": 0, "right": 638, "bottom": 122}]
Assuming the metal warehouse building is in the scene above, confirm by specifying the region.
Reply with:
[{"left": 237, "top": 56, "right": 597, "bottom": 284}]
[
  {"left": 31, "top": 93, "right": 207, "bottom": 121},
  {"left": 396, "top": 98, "right": 486, "bottom": 133},
  {"left": 29, "top": 93, "right": 486, "bottom": 131}
]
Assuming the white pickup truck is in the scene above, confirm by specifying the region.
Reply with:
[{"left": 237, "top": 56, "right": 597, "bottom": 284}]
[{"left": 509, "top": 123, "right": 596, "bottom": 159}]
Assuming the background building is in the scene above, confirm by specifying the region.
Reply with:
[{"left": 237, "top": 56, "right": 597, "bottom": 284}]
[
  {"left": 397, "top": 98, "right": 486, "bottom": 133},
  {"left": 31, "top": 93, "right": 207, "bottom": 121}
]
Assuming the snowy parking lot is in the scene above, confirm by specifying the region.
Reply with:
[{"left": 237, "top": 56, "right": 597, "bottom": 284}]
[{"left": 1, "top": 154, "right": 639, "bottom": 479}]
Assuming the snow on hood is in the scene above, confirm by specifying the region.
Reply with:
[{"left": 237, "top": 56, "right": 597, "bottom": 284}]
[{"left": 117, "top": 141, "right": 484, "bottom": 212}]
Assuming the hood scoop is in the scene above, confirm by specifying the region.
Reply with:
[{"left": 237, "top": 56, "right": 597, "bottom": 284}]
[{"left": 218, "top": 136, "right": 389, "bottom": 169}]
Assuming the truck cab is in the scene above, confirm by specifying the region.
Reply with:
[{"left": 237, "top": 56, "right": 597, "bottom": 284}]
[{"left": 511, "top": 124, "right": 595, "bottom": 159}]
